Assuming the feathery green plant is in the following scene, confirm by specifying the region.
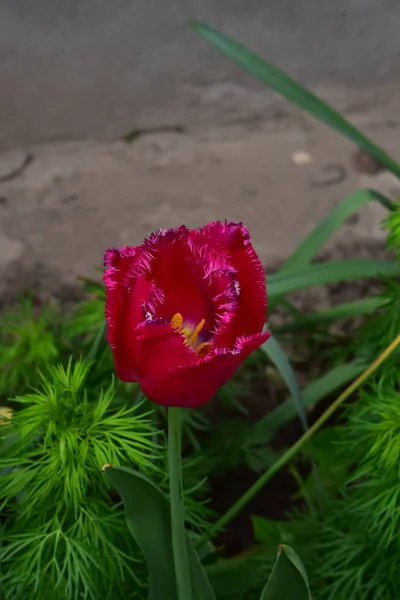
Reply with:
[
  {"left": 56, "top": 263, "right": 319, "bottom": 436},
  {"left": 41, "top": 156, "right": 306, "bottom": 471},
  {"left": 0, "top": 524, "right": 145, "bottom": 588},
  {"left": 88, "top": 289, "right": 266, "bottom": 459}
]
[
  {"left": 384, "top": 200, "right": 400, "bottom": 255},
  {"left": 0, "top": 358, "right": 158, "bottom": 599},
  {"left": 0, "top": 297, "right": 59, "bottom": 397}
]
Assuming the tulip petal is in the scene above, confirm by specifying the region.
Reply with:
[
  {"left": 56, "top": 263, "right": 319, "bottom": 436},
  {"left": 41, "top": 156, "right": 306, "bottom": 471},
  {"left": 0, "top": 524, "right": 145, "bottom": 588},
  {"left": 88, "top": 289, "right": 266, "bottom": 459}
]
[
  {"left": 112, "top": 276, "right": 154, "bottom": 381},
  {"left": 104, "top": 246, "right": 152, "bottom": 381},
  {"left": 189, "top": 221, "right": 267, "bottom": 348},
  {"left": 142, "top": 227, "right": 215, "bottom": 328},
  {"left": 135, "top": 322, "right": 198, "bottom": 377},
  {"left": 140, "top": 331, "right": 270, "bottom": 407}
]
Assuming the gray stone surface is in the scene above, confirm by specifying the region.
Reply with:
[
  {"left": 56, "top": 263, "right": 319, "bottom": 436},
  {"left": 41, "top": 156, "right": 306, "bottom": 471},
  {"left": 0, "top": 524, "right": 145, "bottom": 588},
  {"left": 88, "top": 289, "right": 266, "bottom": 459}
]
[{"left": 1, "top": 0, "right": 400, "bottom": 145}]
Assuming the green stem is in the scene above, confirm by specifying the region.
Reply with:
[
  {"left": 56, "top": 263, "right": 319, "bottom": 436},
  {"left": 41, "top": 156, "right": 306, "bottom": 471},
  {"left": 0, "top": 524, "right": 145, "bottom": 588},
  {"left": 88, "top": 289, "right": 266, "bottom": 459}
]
[
  {"left": 201, "top": 333, "right": 400, "bottom": 546},
  {"left": 168, "top": 407, "right": 192, "bottom": 600}
]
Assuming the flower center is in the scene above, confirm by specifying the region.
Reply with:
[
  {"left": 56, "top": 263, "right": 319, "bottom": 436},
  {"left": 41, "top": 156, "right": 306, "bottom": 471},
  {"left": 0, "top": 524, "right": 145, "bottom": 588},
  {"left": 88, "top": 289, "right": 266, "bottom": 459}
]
[{"left": 171, "top": 313, "right": 212, "bottom": 356}]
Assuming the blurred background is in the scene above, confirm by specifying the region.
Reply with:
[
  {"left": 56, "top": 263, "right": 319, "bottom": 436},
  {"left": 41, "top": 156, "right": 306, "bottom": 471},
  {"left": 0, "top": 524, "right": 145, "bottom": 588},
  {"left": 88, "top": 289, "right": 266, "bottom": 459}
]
[{"left": 1, "top": 0, "right": 400, "bottom": 298}]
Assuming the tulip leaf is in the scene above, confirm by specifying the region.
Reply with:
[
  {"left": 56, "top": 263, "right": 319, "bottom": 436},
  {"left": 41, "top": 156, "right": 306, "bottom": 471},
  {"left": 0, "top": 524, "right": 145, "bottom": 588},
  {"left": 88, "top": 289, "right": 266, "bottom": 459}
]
[
  {"left": 261, "top": 335, "right": 307, "bottom": 433},
  {"left": 267, "top": 259, "right": 400, "bottom": 298},
  {"left": 253, "top": 361, "right": 365, "bottom": 440},
  {"left": 190, "top": 21, "right": 400, "bottom": 179},
  {"left": 268, "top": 189, "right": 393, "bottom": 312},
  {"left": 266, "top": 189, "right": 392, "bottom": 313},
  {"left": 205, "top": 551, "right": 271, "bottom": 600},
  {"left": 104, "top": 464, "right": 216, "bottom": 600},
  {"left": 273, "top": 296, "right": 382, "bottom": 334},
  {"left": 259, "top": 545, "right": 311, "bottom": 600},
  {"left": 281, "top": 189, "right": 394, "bottom": 272}
]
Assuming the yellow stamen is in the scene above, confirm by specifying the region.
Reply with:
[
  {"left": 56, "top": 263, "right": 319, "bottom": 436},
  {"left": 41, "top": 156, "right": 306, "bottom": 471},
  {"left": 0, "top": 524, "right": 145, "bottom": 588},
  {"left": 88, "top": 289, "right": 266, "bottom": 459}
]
[
  {"left": 180, "top": 326, "right": 193, "bottom": 339},
  {"left": 171, "top": 313, "right": 209, "bottom": 353},
  {"left": 196, "top": 342, "right": 212, "bottom": 357},
  {"left": 171, "top": 313, "right": 184, "bottom": 331},
  {"left": 187, "top": 318, "right": 205, "bottom": 346}
]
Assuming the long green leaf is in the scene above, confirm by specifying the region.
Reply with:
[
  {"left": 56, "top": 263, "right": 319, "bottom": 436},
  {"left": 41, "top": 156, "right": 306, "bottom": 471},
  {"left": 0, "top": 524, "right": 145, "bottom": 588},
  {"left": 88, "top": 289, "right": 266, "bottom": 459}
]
[
  {"left": 269, "top": 189, "right": 392, "bottom": 313},
  {"left": 205, "top": 552, "right": 270, "bottom": 600},
  {"left": 260, "top": 545, "right": 311, "bottom": 600},
  {"left": 274, "top": 296, "right": 382, "bottom": 334},
  {"left": 104, "top": 465, "right": 215, "bottom": 600},
  {"left": 262, "top": 335, "right": 307, "bottom": 433},
  {"left": 268, "top": 260, "right": 400, "bottom": 298},
  {"left": 282, "top": 189, "right": 394, "bottom": 272},
  {"left": 253, "top": 361, "right": 365, "bottom": 440},
  {"left": 191, "top": 21, "right": 400, "bottom": 179}
]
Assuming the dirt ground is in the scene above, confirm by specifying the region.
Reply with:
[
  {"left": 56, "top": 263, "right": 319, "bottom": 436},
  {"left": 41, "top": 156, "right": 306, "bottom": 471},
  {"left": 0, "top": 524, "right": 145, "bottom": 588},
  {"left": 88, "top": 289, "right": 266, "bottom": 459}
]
[{"left": 0, "top": 106, "right": 399, "bottom": 307}]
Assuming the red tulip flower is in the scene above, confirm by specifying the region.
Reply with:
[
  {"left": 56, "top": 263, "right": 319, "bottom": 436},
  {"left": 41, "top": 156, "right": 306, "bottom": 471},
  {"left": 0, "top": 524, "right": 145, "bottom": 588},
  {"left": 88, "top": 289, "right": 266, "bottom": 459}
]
[{"left": 104, "top": 222, "right": 270, "bottom": 407}]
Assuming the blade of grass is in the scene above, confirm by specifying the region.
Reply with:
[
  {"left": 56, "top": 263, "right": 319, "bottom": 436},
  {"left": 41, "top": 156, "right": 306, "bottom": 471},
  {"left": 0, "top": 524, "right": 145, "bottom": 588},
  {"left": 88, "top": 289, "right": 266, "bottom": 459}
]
[
  {"left": 268, "top": 260, "right": 400, "bottom": 298},
  {"left": 253, "top": 361, "right": 366, "bottom": 442},
  {"left": 273, "top": 296, "right": 382, "bottom": 334},
  {"left": 281, "top": 190, "right": 394, "bottom": 272},
  {"left": 262, "top": 335, "right": 307, "bottom": 433},
  {"left": 269, "top": 189, "right": 393, "bottom": 312},
  {"left": 191, "top": 21, "right": 400, "bottom": 179}
]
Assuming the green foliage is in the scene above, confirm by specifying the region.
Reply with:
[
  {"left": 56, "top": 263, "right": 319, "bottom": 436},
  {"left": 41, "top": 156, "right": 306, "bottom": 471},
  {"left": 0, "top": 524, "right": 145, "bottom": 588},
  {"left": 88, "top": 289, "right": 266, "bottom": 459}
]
[
  {"left": 154, "top": 448, "right": 215, "bottom": 536},
  {"left": 355, "top": 280, "right": 400, "bottom": 376},
  {"left": 253, "top": 362, "right": 365, "bottom": 442},
  {"left": 0, "top": 294, "right": 219, "bottom": 599},
  {"left": 104, "top": 465, "right": 216, "bottom": 600},
  {"left": 267, "top": 259, "right": 400, "bottom": 297},
  {"left": 259, "top": 545, "right": 311, "bottom": 600},
  {"left": 66, "top": 278, "right": 105, "bottom": 342},
  {"left": 253, "top": 276, "right": 400, "bottom": 599},
  {"left": 1, "top": 509, "right": 147, "bottom": 600},
  {"left": 2, "top": 359, "right": 158, "bottom": 512},
  {"left": 0, "top": 359, "right": 158, "bottom": 600},
  {"left": 0, "top": 297, "right": 59, "bottom": 397},
  {"left": 384, "top": 200, "right": 400, "bottom": 256},
  {"left": 199, "top": 417, "right": 278, "bottom": 477},
  {"left": 279, "top": 189, "right": 394, "bottom": 272},
  {"left": 261, "top": 334, "right": 307, "bottom": 433}
]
